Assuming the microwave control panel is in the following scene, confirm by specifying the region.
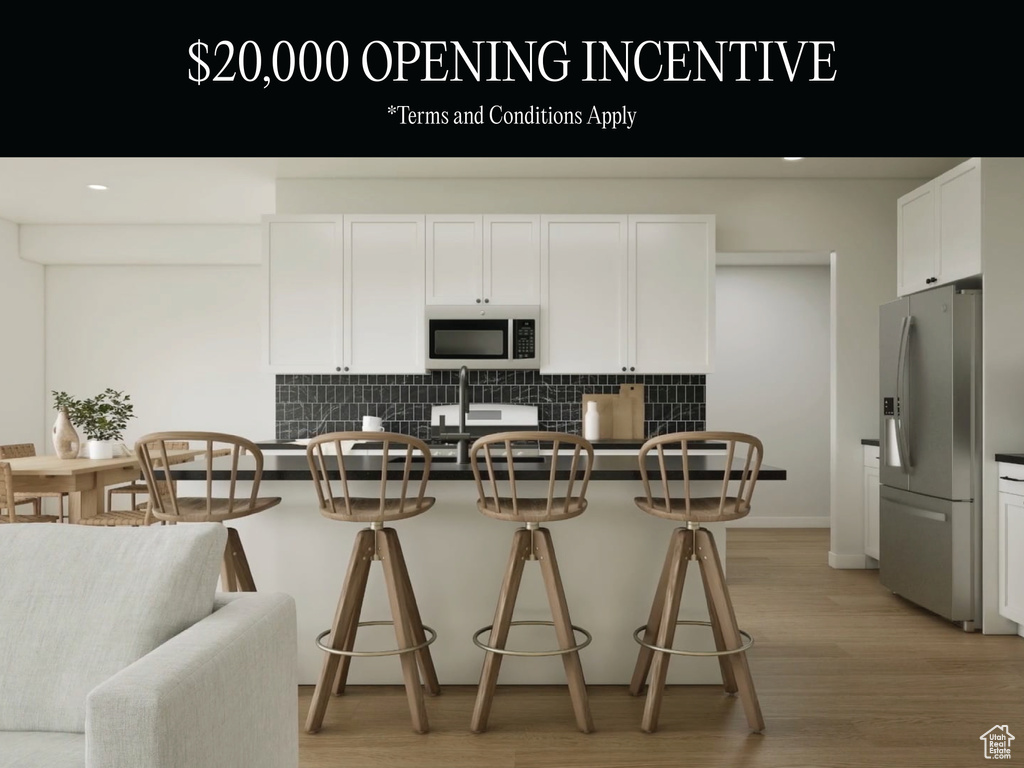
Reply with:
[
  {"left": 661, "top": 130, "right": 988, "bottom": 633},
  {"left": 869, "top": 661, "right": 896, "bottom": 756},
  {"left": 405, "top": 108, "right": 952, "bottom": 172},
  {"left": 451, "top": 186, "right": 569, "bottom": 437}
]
[{"left": 512, "top": 319, "right": 536, "bottom": 359}]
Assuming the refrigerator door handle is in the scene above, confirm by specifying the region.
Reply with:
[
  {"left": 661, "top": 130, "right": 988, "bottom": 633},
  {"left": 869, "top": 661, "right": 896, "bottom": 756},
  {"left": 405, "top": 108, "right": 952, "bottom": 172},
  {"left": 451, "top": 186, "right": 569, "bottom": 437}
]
[{"left": 895, "top": 315, "right": 913, "bottom": 471}]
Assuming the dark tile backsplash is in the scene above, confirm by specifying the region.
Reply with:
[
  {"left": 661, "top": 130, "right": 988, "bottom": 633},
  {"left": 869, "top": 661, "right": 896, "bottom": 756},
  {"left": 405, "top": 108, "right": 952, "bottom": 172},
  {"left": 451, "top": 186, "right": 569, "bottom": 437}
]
[{"left": 275, "top": 370, "right": 705, "bottom": 441}]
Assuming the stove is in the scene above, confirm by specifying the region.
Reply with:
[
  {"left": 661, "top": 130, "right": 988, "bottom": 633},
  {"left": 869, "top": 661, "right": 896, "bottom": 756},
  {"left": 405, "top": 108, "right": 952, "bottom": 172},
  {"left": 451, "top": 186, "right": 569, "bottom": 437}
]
[{"left": 429, "top": 403, "right": 540, "bottom": 460}]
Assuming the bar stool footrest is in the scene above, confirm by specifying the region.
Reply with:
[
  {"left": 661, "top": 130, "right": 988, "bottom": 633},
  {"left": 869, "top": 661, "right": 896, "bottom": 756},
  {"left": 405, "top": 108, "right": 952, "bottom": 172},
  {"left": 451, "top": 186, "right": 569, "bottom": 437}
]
[
  {"left": 632, "top": 620, "right": 754, "bottom": 657},
  {"left": 473, "top": 620, "right": 592, "bottom": 657},
  {"left": 315, "top": 620, "right": 437, "bottom": 658}
]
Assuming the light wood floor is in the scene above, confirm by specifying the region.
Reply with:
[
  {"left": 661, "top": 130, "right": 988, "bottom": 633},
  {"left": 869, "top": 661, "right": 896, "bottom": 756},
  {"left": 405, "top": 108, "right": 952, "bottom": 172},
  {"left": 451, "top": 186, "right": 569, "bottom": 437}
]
[{"left": 297, "top": 528, "right": 1024, "bottom": 767}]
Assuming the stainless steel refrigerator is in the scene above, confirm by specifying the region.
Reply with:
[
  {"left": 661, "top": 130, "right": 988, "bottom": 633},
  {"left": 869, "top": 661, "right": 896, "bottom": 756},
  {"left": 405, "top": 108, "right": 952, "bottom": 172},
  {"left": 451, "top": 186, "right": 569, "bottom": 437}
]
[{"left": 878, "top": 284, "right": 981, "bottom": 628}]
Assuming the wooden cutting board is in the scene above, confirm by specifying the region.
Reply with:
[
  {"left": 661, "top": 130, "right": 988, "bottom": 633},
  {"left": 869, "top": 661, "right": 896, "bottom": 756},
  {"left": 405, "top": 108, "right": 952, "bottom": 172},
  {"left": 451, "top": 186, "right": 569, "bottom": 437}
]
[{"left": 582, "top": 384, "right": 644, "bottom": 440}]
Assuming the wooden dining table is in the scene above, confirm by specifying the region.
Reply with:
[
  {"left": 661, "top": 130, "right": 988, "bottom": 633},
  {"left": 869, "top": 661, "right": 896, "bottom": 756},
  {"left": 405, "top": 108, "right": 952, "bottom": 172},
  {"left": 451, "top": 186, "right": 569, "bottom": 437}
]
[{"left": 4, "top": 449, "right": 226, "bottom": 523}]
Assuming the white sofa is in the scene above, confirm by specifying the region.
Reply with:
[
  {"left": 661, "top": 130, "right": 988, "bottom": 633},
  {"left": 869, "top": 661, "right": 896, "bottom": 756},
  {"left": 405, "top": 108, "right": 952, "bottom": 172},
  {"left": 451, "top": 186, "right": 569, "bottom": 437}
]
[{"left": 0, "top": 522, "right": 298, "bottom": 768}]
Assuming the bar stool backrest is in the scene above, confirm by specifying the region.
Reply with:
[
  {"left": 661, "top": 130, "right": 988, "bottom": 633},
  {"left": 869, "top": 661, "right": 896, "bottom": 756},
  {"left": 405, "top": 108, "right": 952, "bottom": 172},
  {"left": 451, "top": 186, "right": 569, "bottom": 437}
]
[
  {"left": 306, "top": 432, "right": 433, "bottom": 523},
  {"left": 637, "top": 431, "right": 763, "bottom": 521},
  {"left": 135, "top": 431, "right": 268, "bottom": 523},
  {"left": 470, "top": 431, "right": 594, "bottom": 522},
  {"left": 0, "top": 462, "right": 16, "bottom": 519}
]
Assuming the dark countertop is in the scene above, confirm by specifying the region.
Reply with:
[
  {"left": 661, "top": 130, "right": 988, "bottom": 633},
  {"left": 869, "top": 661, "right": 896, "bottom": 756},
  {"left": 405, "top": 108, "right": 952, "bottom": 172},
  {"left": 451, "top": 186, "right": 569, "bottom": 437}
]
[
  {"left": 862, "top": 438, "right": 879, "bottom": 446},
  {"left": 170, "top": 453, "right": 786, "bottom": 482},
  {"left": 996, "top": 454, "right": 1024, "bottom": 465},
  {"left": 256, "top": 439, "right": 727, "bottom": 452}
]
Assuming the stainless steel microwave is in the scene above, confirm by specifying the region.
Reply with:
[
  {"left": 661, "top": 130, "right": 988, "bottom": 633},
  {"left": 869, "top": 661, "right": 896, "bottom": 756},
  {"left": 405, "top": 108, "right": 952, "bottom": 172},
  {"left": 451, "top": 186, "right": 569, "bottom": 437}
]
[{"left": 425, "top": 305, "right": 540, "bottom": 370}]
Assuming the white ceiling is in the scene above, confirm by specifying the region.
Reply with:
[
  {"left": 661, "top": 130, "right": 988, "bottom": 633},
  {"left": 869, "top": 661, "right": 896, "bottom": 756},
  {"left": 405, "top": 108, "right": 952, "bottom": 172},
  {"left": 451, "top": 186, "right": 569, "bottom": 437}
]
[{"left": 0, "top": 157, "right": 968, "bottom": 225}]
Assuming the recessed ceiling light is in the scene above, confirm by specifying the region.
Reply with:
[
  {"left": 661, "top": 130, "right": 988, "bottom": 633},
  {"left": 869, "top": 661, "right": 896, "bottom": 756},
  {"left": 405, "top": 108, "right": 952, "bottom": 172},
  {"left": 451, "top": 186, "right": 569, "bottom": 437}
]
[
  {"left": 782, "top": 157, "right": 804, "bottom": 161},
  {"left": 86, "top": 184, "right": 108, "bottom": 190}
]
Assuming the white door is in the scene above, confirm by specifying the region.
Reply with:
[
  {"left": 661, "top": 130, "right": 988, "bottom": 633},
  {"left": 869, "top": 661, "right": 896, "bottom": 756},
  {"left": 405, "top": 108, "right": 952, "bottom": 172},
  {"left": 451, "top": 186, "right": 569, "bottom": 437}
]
[
  {"left": 484, "top": 214, "right": 541, "bottom": 305},
  {"left": 425, "top": 215, "right": 483, "bottom": 305},
  {"left": 540, "top": 214, "right": 628, "bottom": 373},
  {"left": 629, "top": 214, "right": 715, "bottom": 373},
  {"left": 264, "top": 217, "right": 342, "bottom": 372},
  {"left": 344, "top": 214, "right": 426, "bottom": 373}
]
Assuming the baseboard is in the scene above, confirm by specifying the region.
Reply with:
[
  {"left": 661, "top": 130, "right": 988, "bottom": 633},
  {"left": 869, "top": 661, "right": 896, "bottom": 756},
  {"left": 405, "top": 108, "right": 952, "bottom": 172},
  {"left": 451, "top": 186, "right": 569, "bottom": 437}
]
[
  {"left": 828, "top": 551, "right": 874, "bottom": 569},
  {"left": 725, "top": 516, "right": 830, "bottom": 528}
]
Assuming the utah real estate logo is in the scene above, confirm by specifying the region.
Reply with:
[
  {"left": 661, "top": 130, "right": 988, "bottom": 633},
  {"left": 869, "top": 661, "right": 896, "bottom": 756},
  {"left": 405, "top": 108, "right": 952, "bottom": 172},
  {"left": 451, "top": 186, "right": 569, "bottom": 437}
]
[{"left": 980, "top": 725, "right": 1014, "bottom": 759}]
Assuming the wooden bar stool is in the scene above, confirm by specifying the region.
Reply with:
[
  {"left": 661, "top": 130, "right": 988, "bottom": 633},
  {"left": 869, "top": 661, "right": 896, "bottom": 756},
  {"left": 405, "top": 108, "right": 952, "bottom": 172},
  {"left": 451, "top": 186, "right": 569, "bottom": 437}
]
[
  {"left": 135, "top": 431, "right": 281, "bottom": 591},
  {"left": 304, "top": 432, "right": 440, "bottom": 736},
  {"left": 469, "top": 431, "right": 595, "bottom": 734},
  {"left": 629, "top": 431, "right": 765, "bottom": 734}
]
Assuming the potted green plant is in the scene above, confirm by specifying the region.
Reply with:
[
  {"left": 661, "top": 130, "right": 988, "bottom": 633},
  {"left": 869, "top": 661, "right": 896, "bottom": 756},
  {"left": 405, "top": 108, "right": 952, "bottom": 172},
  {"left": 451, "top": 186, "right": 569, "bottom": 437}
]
[{"left": 51, "top": 389, "right": 135, "bottom": 460}]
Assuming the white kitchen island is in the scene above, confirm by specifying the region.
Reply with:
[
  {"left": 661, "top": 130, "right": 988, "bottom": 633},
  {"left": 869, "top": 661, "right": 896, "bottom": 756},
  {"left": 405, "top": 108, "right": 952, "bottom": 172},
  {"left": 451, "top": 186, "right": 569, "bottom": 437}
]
[{"left": 171, "top": 452, "right": 785, "bottom": 687}]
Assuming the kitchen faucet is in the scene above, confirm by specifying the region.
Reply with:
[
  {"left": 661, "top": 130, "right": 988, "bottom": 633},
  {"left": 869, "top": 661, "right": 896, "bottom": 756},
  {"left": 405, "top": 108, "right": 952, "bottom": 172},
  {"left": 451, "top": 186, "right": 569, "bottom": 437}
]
[{"left": 435, "top": 365, "right": 473, "bottom": 463}]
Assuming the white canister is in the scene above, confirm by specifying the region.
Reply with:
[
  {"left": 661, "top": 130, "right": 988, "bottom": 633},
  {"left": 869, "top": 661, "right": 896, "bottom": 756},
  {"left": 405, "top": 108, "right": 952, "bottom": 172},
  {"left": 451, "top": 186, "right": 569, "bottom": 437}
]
[
  {"left": 583, "top": 401, "right": 600, "bottom": 441},
  {"left": 362, "top": 415, "right": 384, "bottom": 432}
]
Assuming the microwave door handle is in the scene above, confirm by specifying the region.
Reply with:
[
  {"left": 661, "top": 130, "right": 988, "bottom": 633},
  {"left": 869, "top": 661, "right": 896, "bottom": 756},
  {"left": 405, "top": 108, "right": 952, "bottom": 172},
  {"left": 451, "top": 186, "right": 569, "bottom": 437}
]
[{"left": 895, "top": 315, "right": 913, "bottom": 471}]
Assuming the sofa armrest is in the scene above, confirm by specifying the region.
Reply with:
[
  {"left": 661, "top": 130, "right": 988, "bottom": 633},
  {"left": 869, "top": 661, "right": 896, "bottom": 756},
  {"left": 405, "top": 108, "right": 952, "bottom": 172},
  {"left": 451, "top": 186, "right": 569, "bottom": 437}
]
[{"left": 85, "top": 592, "right": 298, "bottom": 768}]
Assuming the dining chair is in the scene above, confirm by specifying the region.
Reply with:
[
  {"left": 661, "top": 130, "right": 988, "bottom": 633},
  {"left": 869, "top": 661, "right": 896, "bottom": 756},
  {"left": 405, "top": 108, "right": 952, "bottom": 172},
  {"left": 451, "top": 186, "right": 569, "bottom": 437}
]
[
  {"left": 0, "top": 462, "right": 59, "bottom": 523},
  {"left": 0, "top": 443, "right": 67, "bottom": 521},
  {"left": 135, "top": 431, "right": 281, "bottom": 592},
  {"left": 105, "top": 441, "right": 190, "bottom": 512},
  {"left": 628, "top": 431, "right": 765, "bottom": 734}
]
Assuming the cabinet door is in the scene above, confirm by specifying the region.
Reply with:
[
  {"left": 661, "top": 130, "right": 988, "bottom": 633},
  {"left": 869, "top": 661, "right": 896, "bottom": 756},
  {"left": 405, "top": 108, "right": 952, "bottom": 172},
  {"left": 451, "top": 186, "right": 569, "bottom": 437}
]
[
  {"left": 896, "top": 183, "right": 937, "bottom": 296},
  {"left": 864, "top": 464, "right": 880, "bottom": 560},
  {"left": 425, "top": 215, "right": 483, "bottom": 305},
  {"left": 629, "top": 215, "right": 715, "bottom": 373},
  {"left": 999, "top": 490, "right": 1024, "bottom": 624},
  {"left": 541, "top": 215, "right": 627, "bottom": 373},
  {"left": 484, "top": 214, "right": 541, "bottom": 305},
  {"left": 264, "top": 217, "right": 343, "bottom": 372},
  {"left": 936, "top": 158, "right": 981, "bottom": 284},
  {"left": 344, "top": 215, "right": 425, "bottom": 373}
]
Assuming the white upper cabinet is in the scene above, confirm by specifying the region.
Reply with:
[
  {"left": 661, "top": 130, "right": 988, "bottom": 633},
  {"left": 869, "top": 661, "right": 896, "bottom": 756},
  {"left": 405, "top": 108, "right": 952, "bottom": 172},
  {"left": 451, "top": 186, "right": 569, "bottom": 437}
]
[
  {"left": 264, "top": 214, "right": 425, "bottom": 374},
  {"left": 897, "top": 157, "right": 981, "bottom": 296},
  {"left": 540, "top": 214, "right": 715, "bottom": 374},
  {"left": 484, "top": 215, "right": 541, "bottom": 305},
  {"left": 426, "top": 214, "right": 540, "bottom": 306},
  {"left": 263, "top": 216, "right": 343, "bottom": 373},
  {"left": 541, "top": 214, "right": 628, "bottom": 374},
  {"left": 344, "top": 215, "right": 425, "bottom": 374},
  {"left": 630, "top": 215, "right": 715, "bottom": 374}
]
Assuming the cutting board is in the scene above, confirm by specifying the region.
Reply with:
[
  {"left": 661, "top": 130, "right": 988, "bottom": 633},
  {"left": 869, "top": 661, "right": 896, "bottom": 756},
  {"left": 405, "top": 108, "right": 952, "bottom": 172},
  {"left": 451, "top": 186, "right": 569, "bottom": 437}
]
[{"left": 581, "top": 384, "right": 644, "bottom": 440}]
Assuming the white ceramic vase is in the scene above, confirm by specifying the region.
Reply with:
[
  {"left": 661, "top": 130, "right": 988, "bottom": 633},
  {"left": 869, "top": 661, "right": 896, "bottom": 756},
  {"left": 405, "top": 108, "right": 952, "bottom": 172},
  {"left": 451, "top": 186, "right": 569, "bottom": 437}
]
[
  {"left": 52, "top": 408, "right": 80, "bottom": 459},
  {"left": 86, "top": 439, "right": 114, "bottom": 460}
]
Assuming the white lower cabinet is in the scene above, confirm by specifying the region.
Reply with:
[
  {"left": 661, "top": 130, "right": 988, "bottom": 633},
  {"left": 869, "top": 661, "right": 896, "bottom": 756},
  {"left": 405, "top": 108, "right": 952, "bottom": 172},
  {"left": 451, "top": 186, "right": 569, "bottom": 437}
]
[
  {"left": 863, "top": 444, "right": 880, "bottom": 561},
  {"left": 997, "top": 463, "right": 1024, "bottom": 625}
]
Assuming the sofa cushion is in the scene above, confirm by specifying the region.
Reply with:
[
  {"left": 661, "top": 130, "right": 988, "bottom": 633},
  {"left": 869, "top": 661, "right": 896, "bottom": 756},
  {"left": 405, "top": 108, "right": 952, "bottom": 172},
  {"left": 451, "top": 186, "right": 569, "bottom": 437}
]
[
  {"left": 0, "top": 522, "right": 227, "bottom": 733},
  {"left": 0, "top": 732, "right": 84, "bottom": 768}
]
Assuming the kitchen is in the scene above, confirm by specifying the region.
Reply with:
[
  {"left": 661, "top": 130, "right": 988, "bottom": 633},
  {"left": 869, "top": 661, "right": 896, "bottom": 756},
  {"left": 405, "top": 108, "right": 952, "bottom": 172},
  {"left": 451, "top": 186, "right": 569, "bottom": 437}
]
[{"left": 2, "top": 157, "right": 1023, "bottom": 766}]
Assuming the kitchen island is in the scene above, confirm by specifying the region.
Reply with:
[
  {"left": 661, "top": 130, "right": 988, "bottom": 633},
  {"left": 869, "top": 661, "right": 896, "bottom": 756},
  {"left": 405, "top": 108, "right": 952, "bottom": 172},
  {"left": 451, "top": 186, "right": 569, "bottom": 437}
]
[{"left": 170, "top": 451, "right": 786, "bottom": 686}]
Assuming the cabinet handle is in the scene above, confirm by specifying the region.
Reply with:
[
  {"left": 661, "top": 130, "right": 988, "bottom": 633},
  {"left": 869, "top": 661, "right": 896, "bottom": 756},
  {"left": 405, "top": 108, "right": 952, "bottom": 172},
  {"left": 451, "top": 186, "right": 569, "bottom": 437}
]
[
  {"left": 476, "top": 298, "right": 481, "bottom": 303},
  {"left": 621, "top": 366, "right": 627, "bottom": 372},
  {"left": 1000, "top": 476, "right": 1024, "bottom": 482},
  {"left": 484, "top": 298, "right": 489, "bottom": 303},
  {"left": 344, "top": 366, "right": 349, "bottom": 372},
  {"left": 335, "top": 367, "right": 341, "bottom": 372},
  {"left": 630, "top": 367, "right": 635, "bottom": 372}
]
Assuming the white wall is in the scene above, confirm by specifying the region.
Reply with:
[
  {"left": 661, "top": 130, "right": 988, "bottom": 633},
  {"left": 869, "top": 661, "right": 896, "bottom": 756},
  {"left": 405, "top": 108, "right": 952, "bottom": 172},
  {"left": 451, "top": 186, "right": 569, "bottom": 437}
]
[
  {"left": 707, "top": 265, "right": 830, "bottom": 526},
  {"left": 45, "top": 263, "right": 274, "bottom": 444},
  {"left": 0, "top": 218, "right": 45, "bottom": 447},
  {"left": 979, "top": 158, "right": 1024, "bottom": 633},
  {"left": 278, "top": 176, "right": 914, "bottom": 564}
]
